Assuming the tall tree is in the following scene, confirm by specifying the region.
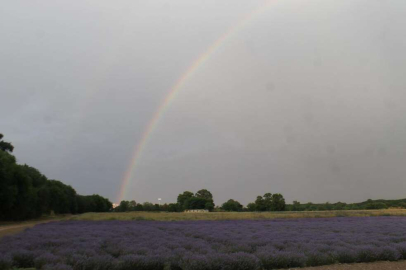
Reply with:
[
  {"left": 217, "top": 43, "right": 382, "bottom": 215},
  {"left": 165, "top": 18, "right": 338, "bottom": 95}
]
[
  {"left": 196, "top": 189, "right": 215, "bottom": 210},
  {"left": 247, "top": 202, "right": 256, "bottom": 211},
  {"left": 263, "top": 193, "right": 273, "bottom": 211},
  {"left": 255, "top": 196, "right": 266, "bottom": 211},
  {"left": 0, "top": 134, "right": 14, "bottom": 153},
  {"left": 222, "top": 199, "right": 243, "bottom": 212},
  {"left": 177, "top": 191, "right": 194, "bottom": 210},
  {"left": 195, "top": 189, "right": 213, "bottom": 201},
  {"left": 271, "top": 193, "right": 286, "bottom": 211}
]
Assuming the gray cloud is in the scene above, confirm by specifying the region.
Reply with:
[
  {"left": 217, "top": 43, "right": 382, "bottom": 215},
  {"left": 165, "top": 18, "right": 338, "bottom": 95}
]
[{"left": 1, "top": 0, "right": 406, "bottom": 205}]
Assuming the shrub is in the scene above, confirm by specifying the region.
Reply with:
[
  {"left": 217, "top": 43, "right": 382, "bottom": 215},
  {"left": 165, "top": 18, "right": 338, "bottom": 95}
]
[
  {"left": 395, "top": 243, "right": 406, "bottom": 259},
  {"left": 0, "top": 255, "right": 12, "bottom": 270},
  {"left": 34, "top": 253, "right": 61, "bottom": 269},
  {"left": 305, "top": 251, "right": 335, "bottom": 266},
  {"left": 333, "top": 248, "right": 357, "bottom": 264},
  {"left": 257, "top": 251, "right": 306, "bottom": 269},
  {"left": 43, "top": 263, "right": 74, "bottom": 270},
  {"left": 1, "top": 217, "right": 406, "bottom": 270},
  {"left": 356, "top": 246, "right": 380, "bottom": 262},
  {"left": 376, "top": 247, "right": 400, "bottom": 261},
  {"left": 117, "top": 255, "right": 165, "bottom": 270},
  {"left": 12, "top": 250, "right": 35, "bottom": 268},
  {"left": 214, "top": 253, "right": 261, "bottom": 270}
]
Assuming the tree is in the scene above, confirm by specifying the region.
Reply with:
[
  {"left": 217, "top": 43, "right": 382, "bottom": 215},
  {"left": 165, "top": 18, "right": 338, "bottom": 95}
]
[
  {"left": 160, "top": 203, "right": 169, "bottom": 212},
  {"left": 292, "top": 201, "right": 301, "bottom": 211},
  {"left": 247, "top": 203, "right": 256, "bottom": 212},
  {"left": 205, "top": 201, "right": 215, "bottom": 211},
  {"left": 222, "top": 199, "right": 243, "bottom": 212},
  {"left": 263, "top": 193, "right": 273, "bottom": 211},
  {"left": 195, "top": 189, "right": 213, "bottom": 201},
  {"left": 117, "top": 200, "right": 130, "bottom": 212},
  {"left": 77, "top": 195, "right": 112, "bottom": 213},
  {"left": 0, "top": 134, "right": 111, "bottom": 220},
  {"left": 195, "top": 189, "right": 215, "bottom": 211},
  {"left": 142, "top": 202, "right": 154, "bottom": 211},
  {"left": 0, "top": 134, "right": 14, "bottom": 153},
  {"left": 255, "top": 196, "right": 266, "bottom": 211},
  {"left": 177, "top": 191, "right": 194, "bottom": 210},
  {"left": 129, "top": 200, "right": 137, "bottom": 211},
  {"left": 134, "top": 203, "right": 144, "bottom": 211},
  {"left": 168, "top": 203, "right": 180, "bottom": 212},
  {"left": 186, "top": 197, "right": 207, "bottom": 209},
  {"left": 270, "top": 193, "right": 286, "bottom": 211},
  {"left": 365, "top": 202, "right": 387, "bottom": 210}
]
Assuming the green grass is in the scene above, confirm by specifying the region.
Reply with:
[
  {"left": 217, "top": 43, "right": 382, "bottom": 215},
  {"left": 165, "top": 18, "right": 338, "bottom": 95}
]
[
  {"left": 0, "top": 215, "right": 72, "bottom": 239},
  {"left": 69, "top": 209, "right": 406, "bottom": 221}
]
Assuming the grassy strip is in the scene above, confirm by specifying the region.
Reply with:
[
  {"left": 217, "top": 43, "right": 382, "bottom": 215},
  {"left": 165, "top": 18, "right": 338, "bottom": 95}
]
[
  {"left": 0, "top": 215, "right": 72, "bottom": 239},
  {"left": 69, "top": 209, "right": 406, "bottom": 221}
]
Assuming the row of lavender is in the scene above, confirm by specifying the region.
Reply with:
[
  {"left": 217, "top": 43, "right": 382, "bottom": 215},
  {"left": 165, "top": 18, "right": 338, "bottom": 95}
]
[{"left": 1, "top": 217, "right": 406, "bottom": 270}]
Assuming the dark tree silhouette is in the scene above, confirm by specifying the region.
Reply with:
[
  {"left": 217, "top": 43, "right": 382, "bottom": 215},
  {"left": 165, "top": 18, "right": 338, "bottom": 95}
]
[{"left": 0, "top": 134, "right": 14, "bottom": 152}]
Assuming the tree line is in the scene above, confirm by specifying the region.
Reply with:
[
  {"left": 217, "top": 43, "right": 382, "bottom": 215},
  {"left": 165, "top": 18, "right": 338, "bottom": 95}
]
[
  {"left": 286, "top": 199, "right": 406, "bottom": 211},
  {"left": 115, "top": 191, "right": 287, "bottom": 212},
  {"left": 0, "top": 134, "right": 112, "bottom": 220}
]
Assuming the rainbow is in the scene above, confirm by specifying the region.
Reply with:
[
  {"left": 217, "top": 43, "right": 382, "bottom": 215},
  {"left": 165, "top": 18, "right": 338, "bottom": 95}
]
[{"left": 117, "top": 0, "right": 276, "bottom": 202}]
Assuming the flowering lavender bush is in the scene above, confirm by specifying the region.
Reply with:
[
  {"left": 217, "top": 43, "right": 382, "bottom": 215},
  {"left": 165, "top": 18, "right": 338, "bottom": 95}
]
[{"left": 1, "top": 217, "right": 406, "bottom": 269}]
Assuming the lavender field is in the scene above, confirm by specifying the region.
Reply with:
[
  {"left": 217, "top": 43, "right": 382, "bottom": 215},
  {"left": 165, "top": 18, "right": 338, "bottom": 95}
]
[{"left": 1, "top": 217, "right": 406, "bottom": 270}]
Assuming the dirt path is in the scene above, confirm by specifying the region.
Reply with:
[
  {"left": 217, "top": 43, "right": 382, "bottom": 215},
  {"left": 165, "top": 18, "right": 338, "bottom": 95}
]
[
  {"left": 296, "top": 261, "right": 406, "bottom": 269},
  {"left": 0, "top": 224, "right": 33, "bottom": 232},
  {"left": 0, "top": 215, "right": 71, "bottom": 239}
]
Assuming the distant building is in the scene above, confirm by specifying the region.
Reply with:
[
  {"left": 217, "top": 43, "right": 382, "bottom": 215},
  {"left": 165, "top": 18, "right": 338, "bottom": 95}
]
[{"left": 184, "top": 209, "right": 209, "bottom": 213}]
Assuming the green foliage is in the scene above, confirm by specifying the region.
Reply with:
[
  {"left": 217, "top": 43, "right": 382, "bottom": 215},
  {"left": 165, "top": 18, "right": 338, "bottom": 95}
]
[
  {"left": 195, "top": 189, "right": 213, "bottom": 201},
  {"left": 270, "top": 193, "right": 286, "bottom": 211},
  {"left": 247, "top": 203, "right": 256, "bottom": 211},
  {"left": 175, "top": 189, "right": 215, "bottom": 211},
  {"left": 177, "top": 191, "right": 194, "bottom": 210},
  {"left": 116, "top": 200, "right": 130, "bottom": 212},
  {"left": 263, "top": 193, "right": 272, "bottom": 210},
  {"left": 0, "top": 133, "right": 14, "bottom": 153},
  {"left": 291, "top": 201, "right": 301, "bottom": 211},
  {"left": 254, "top": 196, "right": 266, "bottom": 211},
  {"left": 0, "top": 134, "right": 111, "bottom": 221},
  {"left": 250, "top": 193, "right": 286, "bottom": 212},
  {"left": 142, "top": 202, "right": 155, "bottom": 211},
  {"left": 186, "top": 197, "right": 208, "bottom": 209},
  {"left": 77, "top": 195, "right": 112, "bottom": 213},
  {"left": 285, "top": 199, "right": 400, "bottom": 211},
  {"left": 168, "top": 203, "right": 180, "bottom": 212},
  {"left": 365, "top": 202, "right": 388, "bottom": 210},
  {"left": 222, "top": 199, "right": 243, "bottom": 212}
]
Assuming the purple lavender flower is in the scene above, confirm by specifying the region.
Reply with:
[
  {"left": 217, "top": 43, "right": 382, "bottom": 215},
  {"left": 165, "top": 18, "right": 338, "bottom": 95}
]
[{"left": 0, "top": 217, "right": 406, "bottom": 269}]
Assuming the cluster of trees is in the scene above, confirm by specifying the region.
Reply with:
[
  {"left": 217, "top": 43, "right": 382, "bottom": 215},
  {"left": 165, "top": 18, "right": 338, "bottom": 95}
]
[
  {"left": 286, "top": 199, "right": 406, "bottom": 211},
  {"left": 115, "top": 191, "right": 288, "bottom": 213},
  {"left": 114, "top": 200, "right": 162, "bottom": 212},
  {"left": 246, "top": 193, "right": 286, "bottom": 212},
  {"left": 115, "top": 189, "right": 216, "bottom": 212},
  {"left": 221, "top": 199, "right": 243, "bottom": 212},
  {"left": 0, "top": 134, "right": 112, "bottom": 220},
  {"left": 177, "top": 189, "right": 215, "bottom": 211}
]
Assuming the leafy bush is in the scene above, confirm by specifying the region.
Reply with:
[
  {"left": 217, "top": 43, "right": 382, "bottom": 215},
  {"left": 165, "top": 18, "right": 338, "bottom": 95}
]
[
  {"left": 11, "top": 250, "right": 35, "bottom": 268},
  {"left": 257, "top": 250, "right": 306, "bottom": 269},
  {"left": 34, "top": 252, "right": 61, "bottom": 268},
  {"left": 0, "top": 255, "right": 11, "bottom": 270}
]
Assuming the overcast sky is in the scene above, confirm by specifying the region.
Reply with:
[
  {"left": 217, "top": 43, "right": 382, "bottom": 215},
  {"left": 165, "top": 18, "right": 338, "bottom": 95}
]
[{"left": 1, "top": 0, "right": 406, "bottom": 205}]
